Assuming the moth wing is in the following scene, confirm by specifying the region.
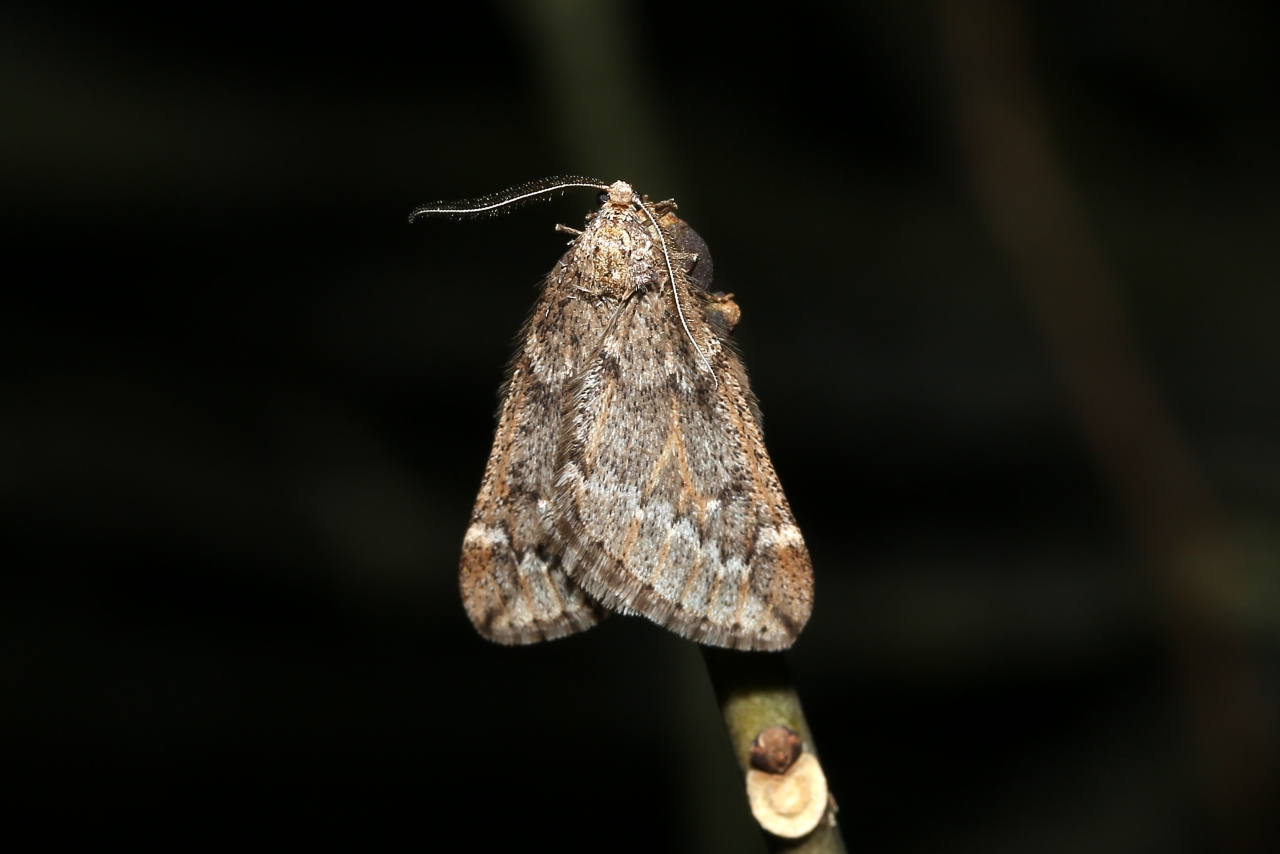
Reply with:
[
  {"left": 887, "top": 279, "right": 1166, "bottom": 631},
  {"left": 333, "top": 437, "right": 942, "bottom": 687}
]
[
  {"left": 460, "top": 298, "right": 607, "bottom": 644},
  {"left": 553, "top": 287, "right": 813, "bottom": 650}
]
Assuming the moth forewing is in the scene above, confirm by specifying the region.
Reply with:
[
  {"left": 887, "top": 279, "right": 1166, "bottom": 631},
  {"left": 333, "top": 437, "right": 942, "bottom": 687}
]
[
  {"left": 422, "top": 178, "right": 813, "bottom": 649},
  {"left": 551, "top": 206, "right": 813, "bottom": 651},
  {"left": 457, "top": 244, "right": 613, "bottom": 644}
]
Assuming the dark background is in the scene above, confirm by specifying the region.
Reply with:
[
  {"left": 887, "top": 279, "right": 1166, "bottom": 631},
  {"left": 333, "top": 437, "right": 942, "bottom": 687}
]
[{"left": 2, "top": 1, "right": 1277, "bottom": 850}]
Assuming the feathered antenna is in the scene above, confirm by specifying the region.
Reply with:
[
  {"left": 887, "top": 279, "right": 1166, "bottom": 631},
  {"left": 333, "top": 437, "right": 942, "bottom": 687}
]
[{"left": 409, "top": 176, "right": 608, "bottom": 223}]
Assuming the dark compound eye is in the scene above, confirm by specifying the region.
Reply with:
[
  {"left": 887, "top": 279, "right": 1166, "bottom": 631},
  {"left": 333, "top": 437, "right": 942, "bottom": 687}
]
[
  {"left": 667, "top": 219, "right": 714, "bottom": 291},
  {"left": 597, "top": 191, "right": 610, "bottom": 207}
]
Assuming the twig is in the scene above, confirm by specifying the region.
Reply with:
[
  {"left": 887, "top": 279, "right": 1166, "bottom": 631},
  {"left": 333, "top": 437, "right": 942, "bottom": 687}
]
[{"left": 701, "top": 648, "right": 847, "bottom": 854}]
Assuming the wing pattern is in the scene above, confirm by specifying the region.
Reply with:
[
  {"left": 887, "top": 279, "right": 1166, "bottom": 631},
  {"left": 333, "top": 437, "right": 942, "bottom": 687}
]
[
  {"left": 458, "top": 254, "right": 611, "bottom": 643},
  {"left": 460, "top": 181, "right": 813, "bottom": 650}
]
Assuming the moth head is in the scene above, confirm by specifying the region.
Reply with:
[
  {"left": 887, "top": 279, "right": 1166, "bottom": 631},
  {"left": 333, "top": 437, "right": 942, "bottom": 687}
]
[{"left": 605, "top": 180, "right": 636, "bottom": 209}]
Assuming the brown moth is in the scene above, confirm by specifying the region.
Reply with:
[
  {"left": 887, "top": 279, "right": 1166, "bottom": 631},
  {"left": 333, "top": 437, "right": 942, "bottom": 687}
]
[{"left": 410, "top": 177, "right": 813, "bottom": 650}]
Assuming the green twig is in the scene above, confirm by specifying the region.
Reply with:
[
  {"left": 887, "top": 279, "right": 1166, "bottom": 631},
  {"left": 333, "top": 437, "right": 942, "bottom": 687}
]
[{"left": 701, "top": 648, "right": 847, "bottom": 854}]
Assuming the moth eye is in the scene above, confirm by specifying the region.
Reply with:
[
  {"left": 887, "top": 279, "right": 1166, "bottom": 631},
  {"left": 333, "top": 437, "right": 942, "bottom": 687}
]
[
  {"left": 597, "top": 191, "right": 609, "bottom": 206},
  {"left": 669, "top": 221, "right": 714, "bottom": 291}
]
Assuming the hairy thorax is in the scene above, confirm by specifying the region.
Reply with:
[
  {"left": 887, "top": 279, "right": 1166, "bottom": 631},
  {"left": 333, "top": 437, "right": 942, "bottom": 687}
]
[{"left": 568, "top": 186, "right": 657, "bottom": 303}]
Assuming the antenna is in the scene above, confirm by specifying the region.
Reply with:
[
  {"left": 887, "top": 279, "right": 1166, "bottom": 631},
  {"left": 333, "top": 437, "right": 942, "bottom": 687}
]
[
  {"left": 635, "top": 197, "right": 718, "bottom": 386},
  {"left": 409, "top": 176, "right": 608, "bottom": 222}
]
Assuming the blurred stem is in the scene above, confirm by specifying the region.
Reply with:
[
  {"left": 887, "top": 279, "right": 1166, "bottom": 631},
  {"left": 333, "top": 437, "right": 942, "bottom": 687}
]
[
  {"left": 505, "top": 0, "right": 676, "bottom": 194},
  {"left": 702, "top": 648, "right": 848, "bottom": 854},
  {"left": 936, "top": 1, "right": 1275, "bottom": 850},
  {"left": 511, "top": 2, "right": 844, "bottom": 848}
]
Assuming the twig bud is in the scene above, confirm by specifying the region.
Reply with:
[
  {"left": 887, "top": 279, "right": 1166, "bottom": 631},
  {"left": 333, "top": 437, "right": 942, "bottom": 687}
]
[{"left": 750, "top": 725, "right": 803, "bottom": 773}]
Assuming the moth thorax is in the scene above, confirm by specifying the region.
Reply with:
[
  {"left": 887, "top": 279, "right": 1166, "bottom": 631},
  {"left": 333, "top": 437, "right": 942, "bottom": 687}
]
[
  {"left": 597, "top": 266, "right": 635, "bottom": 301},
  {"left": 587, "top": 239, "right": 639, "bottom": 301}
]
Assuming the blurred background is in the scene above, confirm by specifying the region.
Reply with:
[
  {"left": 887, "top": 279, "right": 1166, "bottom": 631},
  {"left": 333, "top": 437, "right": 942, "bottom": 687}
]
[{"left": 2, "top": 0, "right": 1277, "bottom": 850}]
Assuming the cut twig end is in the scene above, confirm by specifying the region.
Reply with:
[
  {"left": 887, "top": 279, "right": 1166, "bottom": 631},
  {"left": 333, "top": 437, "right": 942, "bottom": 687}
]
[{"left": 746, "top": 752, "right": 829, "bottom": 839}]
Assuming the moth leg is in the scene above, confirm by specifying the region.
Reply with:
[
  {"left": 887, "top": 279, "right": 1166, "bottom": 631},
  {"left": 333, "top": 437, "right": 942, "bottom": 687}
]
[
  {"left": 554, "top": 223, "right": 583, "bottom": 236},
  {"left": 700, "top": 290, "right": 741, "bottom": 333},
  {"left": 670, "top": 250, "right": 698, "bottom": 270}
]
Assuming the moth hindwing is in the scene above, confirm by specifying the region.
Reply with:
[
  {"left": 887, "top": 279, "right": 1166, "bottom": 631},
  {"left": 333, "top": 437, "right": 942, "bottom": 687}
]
[{"left": 432, "top": 179, "right": 813, "bottom": 650}]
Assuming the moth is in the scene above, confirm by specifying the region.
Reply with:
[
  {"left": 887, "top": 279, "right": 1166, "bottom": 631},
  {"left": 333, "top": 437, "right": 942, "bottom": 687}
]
[{"left": 411, "top": 177, "right": 813, "bottom": 650}]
